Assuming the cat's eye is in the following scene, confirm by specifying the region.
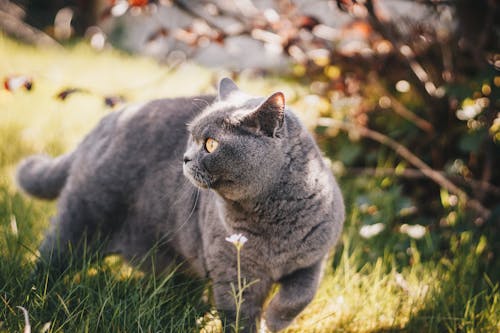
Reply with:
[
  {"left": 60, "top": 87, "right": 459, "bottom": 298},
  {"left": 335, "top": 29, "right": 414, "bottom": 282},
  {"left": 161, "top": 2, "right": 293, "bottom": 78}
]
[{"left": 205, "top": 138, "right": 219, "bottom": 153}]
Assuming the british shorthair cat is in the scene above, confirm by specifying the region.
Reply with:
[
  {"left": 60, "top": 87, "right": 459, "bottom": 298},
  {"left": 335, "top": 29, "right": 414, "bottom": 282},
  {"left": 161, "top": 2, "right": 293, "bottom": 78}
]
[{"left": 17, "top": 78, "right": 344, "bottom": 332}]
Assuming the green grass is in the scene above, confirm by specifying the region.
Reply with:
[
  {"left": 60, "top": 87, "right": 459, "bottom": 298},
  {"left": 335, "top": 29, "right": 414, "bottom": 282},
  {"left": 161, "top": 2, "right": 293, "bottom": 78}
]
[{"left": 0, "top": 35, "right": 499, "bottom": 332}]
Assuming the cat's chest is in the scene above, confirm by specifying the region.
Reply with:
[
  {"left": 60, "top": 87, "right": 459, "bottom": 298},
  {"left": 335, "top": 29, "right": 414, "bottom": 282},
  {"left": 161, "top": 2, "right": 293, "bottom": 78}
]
[
  {"left": 202, "top": 196, "right": 331, "bottom": 280},
  {"left": 237, "top": 231, "right": 316, "bottom": 280},
  {"left": 231, "top": 218, "right": 325, "bottom": 280}
]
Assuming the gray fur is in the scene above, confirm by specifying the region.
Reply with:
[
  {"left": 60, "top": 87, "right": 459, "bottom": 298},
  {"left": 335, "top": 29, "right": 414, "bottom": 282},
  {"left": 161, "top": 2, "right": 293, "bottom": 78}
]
[
  {"left": 17, "top": 153, "right": 74, "bottom": 199},
  {"left": 17, "top": 79, "right": 344, "bottom": 332}
]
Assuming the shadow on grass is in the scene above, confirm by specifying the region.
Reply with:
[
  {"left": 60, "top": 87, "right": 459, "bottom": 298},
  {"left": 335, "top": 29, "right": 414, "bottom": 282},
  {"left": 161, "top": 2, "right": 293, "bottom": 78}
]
[
  {"left": 322, "top": 177, "right": 500, "bottom": 333},
  {"left": 1, "top": 250, "right": 210, "bottom": 332},
  {"left": 400, "top": 210, "right": 500, "bottom": 333},
  {"left": 0, "top": 181, "right": 210, "bottom": 333},
  {"left": 375, "top": 231, "right": 500, "bottom": 333}
]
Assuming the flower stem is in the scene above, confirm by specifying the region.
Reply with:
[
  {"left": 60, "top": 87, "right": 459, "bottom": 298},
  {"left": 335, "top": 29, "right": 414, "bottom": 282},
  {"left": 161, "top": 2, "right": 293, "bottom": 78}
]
[{"left": 235, "top": 246, "right": 242, "bottom": 333}]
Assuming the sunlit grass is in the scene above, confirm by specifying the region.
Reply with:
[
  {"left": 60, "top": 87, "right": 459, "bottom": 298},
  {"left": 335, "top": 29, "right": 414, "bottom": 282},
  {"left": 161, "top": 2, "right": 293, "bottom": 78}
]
[
  {"left": 0, "top": 34, "right": 216, "bottom": 155},
  {"left": 0, "top": 35, "right": 498, "bottom": 332},
  {"left": 286, "top": 239, "right": 500, "bottom": 332}
]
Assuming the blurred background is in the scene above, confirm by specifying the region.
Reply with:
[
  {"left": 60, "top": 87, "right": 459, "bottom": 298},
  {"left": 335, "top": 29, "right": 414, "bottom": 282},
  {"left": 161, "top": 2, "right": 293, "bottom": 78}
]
[{"left": 0, "top": 1, "right": 499, "bottom": 332}]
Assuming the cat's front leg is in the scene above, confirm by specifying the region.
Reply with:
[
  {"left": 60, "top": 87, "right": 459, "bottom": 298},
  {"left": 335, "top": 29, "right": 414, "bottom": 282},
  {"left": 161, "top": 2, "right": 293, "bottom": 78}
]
[{"left": 264, "top": 261, "right": 323, "bottom": 332}]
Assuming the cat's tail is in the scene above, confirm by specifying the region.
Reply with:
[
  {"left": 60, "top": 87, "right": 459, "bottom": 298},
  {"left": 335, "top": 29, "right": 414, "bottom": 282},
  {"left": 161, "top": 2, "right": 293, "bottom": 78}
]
[{"left": 16, "top": 153, "right": 75, "bottom": 200}]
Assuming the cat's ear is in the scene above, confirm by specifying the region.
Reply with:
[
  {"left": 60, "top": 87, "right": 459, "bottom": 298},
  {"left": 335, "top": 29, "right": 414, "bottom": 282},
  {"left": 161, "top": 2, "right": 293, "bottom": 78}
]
[
  {"left": 242, "top": 92, "right": 285, "bottom": 137},
  {"left": 218, "top": 78, "right": 240, "bottom": 101}
]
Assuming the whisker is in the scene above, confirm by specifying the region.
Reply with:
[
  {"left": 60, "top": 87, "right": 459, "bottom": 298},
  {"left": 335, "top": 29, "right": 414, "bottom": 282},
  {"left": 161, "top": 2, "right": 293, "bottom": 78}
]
[
  {"left": 192, "top": 98, "right": 211, "bottom": 109},
  {"left": 157, "top": 183, "right": 201, "bottom": 245},
  {"left": 186, "top": 186, "right": 201, "bottom": 222}
]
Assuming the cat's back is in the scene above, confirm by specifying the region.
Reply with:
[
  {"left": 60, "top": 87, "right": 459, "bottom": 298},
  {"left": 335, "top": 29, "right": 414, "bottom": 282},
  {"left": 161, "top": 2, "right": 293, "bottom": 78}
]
[
  {"left": 112, "top": 95, "right": 215, "bottom": 150},
  {"left": 122, "top": 96, "right": 215, "bottom": 133},
  {"left": 62, "top": 95, "right": 216, "bottom": 201},
  {"left": 75, "top": 95, "right": 215, "bottom": 164}
]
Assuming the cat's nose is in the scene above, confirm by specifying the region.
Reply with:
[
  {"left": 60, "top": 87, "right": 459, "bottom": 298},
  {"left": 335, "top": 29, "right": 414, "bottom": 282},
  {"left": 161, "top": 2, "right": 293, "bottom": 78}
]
[{"left": 183, "top": 155, "right": 191, "bottom": 164}]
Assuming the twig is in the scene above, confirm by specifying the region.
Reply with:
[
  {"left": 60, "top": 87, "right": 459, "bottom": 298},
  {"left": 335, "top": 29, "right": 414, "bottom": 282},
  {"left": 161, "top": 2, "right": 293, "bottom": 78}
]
[
  {"left": 171, "top": 0, "right": 232, "bottom": 35},
  {"left": 344, "top": 167, "right": 500, "bottom": 196},
  {"left": 0, "top": 0, "right": 24, "bottom": 18},
  {"left": 0, "top": 10, "right": 61, "bottom": 47},
  {"left": 389, "top": 95, "right": 435, "bottom": 133},
  {"left": 170, "top": 0, "right": 255, "bottom": 37},
  {"left": 368, "top": 73, "right": 435, "bottom": 134},
  {"left": 364, "top": 0, "right": 442, "bottom": 100},
  {"left": 318, "top": 118, "right": 491, "bottom": 219}
]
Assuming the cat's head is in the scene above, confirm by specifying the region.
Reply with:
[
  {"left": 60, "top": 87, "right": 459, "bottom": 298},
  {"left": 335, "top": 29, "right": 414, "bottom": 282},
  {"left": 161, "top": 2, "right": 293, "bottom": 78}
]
[{"left": 183, "top": 78, "right": 287, "bottom": 201}]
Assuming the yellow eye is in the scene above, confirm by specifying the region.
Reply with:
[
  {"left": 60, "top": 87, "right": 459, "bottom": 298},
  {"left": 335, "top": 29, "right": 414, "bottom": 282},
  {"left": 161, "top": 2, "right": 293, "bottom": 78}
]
[{"left": 205, "top": 138, "right": 219, "bottom": 153}]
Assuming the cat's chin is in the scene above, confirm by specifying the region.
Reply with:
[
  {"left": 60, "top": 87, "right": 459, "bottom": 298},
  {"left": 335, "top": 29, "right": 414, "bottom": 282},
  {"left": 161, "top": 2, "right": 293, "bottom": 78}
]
[
  {"left": 184, "top": 171, "right": 235, "bottom": 193},
  {"left": 183, "top": 169, "right": 214, "bottom": 189},
  {"left": 184, "top": 173, "right": 209, "bottom": 189}
]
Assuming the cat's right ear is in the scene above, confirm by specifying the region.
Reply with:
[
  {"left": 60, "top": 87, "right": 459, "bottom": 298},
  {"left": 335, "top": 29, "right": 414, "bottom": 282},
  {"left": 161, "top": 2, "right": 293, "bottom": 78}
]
[
  {"left": 217, "top": 78, "right": 240, "bottom": 101},
  {"left": 239, "top": 92, "right": 285, "bottom": 137}
]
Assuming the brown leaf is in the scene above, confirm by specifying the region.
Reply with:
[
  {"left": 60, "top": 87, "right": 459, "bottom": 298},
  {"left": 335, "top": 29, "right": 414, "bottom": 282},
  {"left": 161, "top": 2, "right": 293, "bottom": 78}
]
[
  {"left": 146, "top": 27, "right": 169, "bottom": 43},
  {"left": 211, "top": 31, "right": 226, "bottom": 45},
  {"left": 100, "top": 6, "right": 113, "bottom": 20},
  {"left": 128, "top": 0, "right": 148, "bottom": 7},
  {"left": 336, "top": 0, "right": 357, "bottom": 12},
  {"left": 104, "top": 95, "right": 126, "bottom": 107},
  {"left": 4, "top": 75, "right": 33, "bottom": 92},
  {"left": 55, "top": 88, "right": 88, "bottom": 100},
  {"left": 173, "top": 28, "right": 198, "bottom": 46},
  {"left": 294, "top": 15, "right": 320, "bottom": 31}
]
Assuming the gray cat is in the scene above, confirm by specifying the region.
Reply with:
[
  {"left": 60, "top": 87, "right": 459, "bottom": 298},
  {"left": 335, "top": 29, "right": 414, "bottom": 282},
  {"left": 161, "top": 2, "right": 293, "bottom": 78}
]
[{"left": 17, "top": 78, "right": 344, "bottom": 332}]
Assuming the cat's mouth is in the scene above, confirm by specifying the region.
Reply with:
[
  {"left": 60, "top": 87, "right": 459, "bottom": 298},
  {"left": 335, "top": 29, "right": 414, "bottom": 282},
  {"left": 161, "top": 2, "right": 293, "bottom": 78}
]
[
  {"left": 183, "top": 164, "right": 218, "bottom": 189},
  {"left": 183, "top": 165, "right": 236, "bottom": 191}
]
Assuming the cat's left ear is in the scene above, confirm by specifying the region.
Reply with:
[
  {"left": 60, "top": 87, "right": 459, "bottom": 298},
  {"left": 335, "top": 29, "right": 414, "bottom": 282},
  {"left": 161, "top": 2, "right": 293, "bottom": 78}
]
[
  {"left": 218, "top": 78, "right": 240, "bottom": 101},
  {"left": 242, "top": 92, "right": 285, "bottom": 137}
]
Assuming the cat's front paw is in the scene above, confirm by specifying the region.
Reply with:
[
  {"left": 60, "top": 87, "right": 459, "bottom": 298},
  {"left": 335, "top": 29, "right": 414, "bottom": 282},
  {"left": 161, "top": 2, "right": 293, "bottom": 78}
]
[
  {"left": 258, "top": 319, "right": 274, "bottom": 333},
  {"left": 263, "top": 309, "right": 296, "bottom": 332}
]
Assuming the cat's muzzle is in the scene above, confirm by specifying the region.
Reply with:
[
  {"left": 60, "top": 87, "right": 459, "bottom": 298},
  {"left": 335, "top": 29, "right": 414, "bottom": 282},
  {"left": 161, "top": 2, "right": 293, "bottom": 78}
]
[{"left": 183, "top": 161, "right": 213, "bottom": 189}]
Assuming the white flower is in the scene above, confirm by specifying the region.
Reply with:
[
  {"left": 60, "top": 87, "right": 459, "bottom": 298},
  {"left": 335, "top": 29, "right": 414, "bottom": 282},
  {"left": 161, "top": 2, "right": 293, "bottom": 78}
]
[
  {"left": 400, "top": 224, "right": 426, "bottom": 239},
  {"left": 456, "top": 103, "right": 482, "bottom": 120},
  {"left": 359, "top": 223, "right": 385, "bottom": 239},
  {"left": 225, "top": 233, "right": 248, "bottom": 249}
]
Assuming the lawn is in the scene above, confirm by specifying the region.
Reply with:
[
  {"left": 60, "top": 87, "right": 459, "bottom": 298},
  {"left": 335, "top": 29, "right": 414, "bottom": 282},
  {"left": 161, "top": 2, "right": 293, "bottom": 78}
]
[{"left": 0, "top": 35, "right": 498, "bottom": 332}]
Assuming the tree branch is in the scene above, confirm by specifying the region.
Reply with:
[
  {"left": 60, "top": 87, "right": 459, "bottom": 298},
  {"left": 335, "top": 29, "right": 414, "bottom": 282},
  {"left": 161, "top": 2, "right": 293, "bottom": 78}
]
[
  {"left": 0, "top": 9, "right": 61, "bottom": 47},
  {"left": 171, "top": 0, "right": 250, "bottom": 36},
  {"left": 364, "top": 0, "right": 442, "bottom": 100},
  {"left": 318, "top": 117, "right": 491, "bottom": 220},
  {"left": 368, "top": 73, "right": 435, "bottom": 134},
  {"left": 344, "top": 167, "right": 500, "bottom": 197}
]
